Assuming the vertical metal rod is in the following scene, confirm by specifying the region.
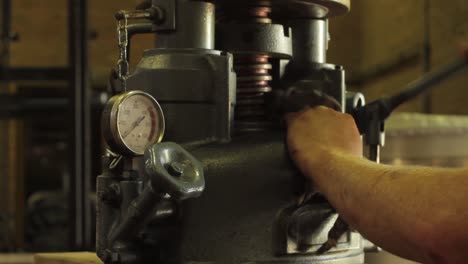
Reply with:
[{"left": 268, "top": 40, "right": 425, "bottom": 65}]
[
  {"left": 68, "top": 0, "right": 92, "bottom": 250},
  {"left": 422, "top": 0, "right": 432, "bottom": 113},
  {"left": 369, "top": 145, "right": 380, "bottom": 164}
]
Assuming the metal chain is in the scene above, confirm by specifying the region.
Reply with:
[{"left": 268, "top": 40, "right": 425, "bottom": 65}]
[
  {"left": 116, "top": 14, "right": 129, "bottom": 92},
  {"left": 109, "top": 155, "right": 123, "bottom": 169},
  {"left": 106, "top": 149, "right": 123, "bottom": 169}
]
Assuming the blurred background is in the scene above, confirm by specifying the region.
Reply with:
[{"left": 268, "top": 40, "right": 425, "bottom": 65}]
[{"left": 0, "top": 0, "right": 466, "bottom": 263}]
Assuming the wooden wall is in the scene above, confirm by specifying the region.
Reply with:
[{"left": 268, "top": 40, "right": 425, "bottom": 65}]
[
  {"left": 9, "top": 0, "right": 153, "bottom": 82},
  {"left": 328, "top": 0, "right": 468, "bottom": 113}
]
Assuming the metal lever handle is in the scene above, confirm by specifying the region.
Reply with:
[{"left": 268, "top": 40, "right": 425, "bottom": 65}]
[{"left": 145, "top": 142, "right": 205, "bottom": 200}]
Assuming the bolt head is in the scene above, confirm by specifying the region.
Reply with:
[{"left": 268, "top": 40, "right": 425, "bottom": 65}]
[{"left": 167, "top": 161, "right": 184, "bottom": 177}]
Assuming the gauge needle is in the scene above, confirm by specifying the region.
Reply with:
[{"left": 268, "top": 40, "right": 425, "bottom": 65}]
[{"left": 122, "top": 115, "right": 146, "bottom": 139}]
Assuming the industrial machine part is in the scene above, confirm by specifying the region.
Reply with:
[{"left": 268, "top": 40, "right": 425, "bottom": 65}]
[
  {"left": 102, "top": 91, "right": 165, "bottom": 156},
  {"left": 96, "top": 0, "right": 364, "bottom": 263}
]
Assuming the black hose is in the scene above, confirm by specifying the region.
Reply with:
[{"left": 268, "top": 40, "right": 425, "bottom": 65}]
[{"left": 353, "top": 56, "right": 467, "bottom": 135}]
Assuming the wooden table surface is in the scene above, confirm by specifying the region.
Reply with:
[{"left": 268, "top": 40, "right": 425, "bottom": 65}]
[
  {"left": 34, "top": 252, "right": 102, "bottom": 264},
  {"left": 0, "top": 252, "right": 102, "bottom": 264},
  {"left": 0, "top": 254, "right": 34, "bottom": 264}
]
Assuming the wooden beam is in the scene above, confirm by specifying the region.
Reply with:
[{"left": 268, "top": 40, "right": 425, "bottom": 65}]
[{"left": 34, "top": 252, "right": 102, "bottom": 264}]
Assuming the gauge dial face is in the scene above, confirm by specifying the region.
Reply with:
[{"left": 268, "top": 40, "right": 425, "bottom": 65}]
[
  {"left": 117, "top": 93, "right": 164, "bottom": 155},
  {"left": 105, "top": 91, "right": 165, "bottom": 156}
]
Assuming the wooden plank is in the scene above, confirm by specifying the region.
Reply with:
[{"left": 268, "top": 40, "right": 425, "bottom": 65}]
[
  {"left": 0, "top": 254, "right": 34, "bottom": 264},
  {"left": 34, "top": 252, "right": 102, "bottom": 264},
  {"left": 10, "top": 0, "right": 153, "bottom": 79}
]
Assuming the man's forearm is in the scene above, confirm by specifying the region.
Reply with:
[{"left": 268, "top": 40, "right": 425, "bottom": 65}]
[{"left": 298, "top": 148, "right": 468, "bottom": 264}]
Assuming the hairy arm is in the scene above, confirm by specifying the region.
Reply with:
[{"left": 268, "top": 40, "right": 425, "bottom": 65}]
[{"left": 287, "top": 107, "right": 468, "bottom": 264}]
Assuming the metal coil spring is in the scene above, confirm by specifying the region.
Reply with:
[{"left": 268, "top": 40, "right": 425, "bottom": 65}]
[
  {"left": 222, "top": 1, "right": 275, "bottom": 133},
  {"left": 234, "top": 55, "right": 272, "bottom": 132}
]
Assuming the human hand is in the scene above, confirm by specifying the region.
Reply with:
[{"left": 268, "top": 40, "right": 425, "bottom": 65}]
[
  {"left": 286, "top": 107, "right": 363, "bottom": 253},
  {"left": 286, "top": 106, "right": 362, "bottom": 175}
]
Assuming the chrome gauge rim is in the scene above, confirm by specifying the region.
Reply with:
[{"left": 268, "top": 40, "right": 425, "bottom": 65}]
[{"left": 102, "top": 91, "right": 165, "bottom": 156}]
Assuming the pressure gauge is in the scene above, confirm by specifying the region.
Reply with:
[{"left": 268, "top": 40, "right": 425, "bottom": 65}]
[{"left": 102, "top": 91, "right": 165, "bottom": 156}]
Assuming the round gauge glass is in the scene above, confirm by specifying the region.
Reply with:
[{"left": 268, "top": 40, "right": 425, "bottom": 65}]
[{"left": 111, "top": 91, "right": 164, "bottom": 156}]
